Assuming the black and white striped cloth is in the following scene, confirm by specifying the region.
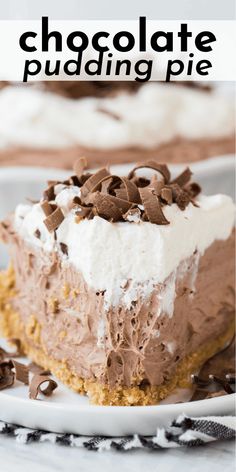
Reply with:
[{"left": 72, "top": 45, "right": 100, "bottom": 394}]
[{"left": 0, "top": 415, "right": 235, "bottom": 451}]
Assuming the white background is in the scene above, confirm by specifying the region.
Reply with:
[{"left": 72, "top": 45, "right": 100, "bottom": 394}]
[{"left": 0, "top": 0, "right": 235, "bottom": 20}]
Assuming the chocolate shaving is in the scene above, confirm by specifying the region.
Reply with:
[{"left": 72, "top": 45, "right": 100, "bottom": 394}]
[
  {"left": 128, "top": 161, "right": 171, "bottom": 184},
  {"left": 60, "top": 242, "right": 68, "bottom": 256},
  {"left": 160, "top": 187, "right": 173, "bottom": 205},
  {"left": 97, "top": 107, "right": 121, "bottom": 121},
  {"left": 29, "top": 374, "right": 58, "bottom": 400},
  {"left": 41, "top": 201, "right": 54, "bottom": 217},
  {"left": 11, "top": 360, "right": 29, "bottom": 385},
  {"left": 80, "top": 168, "right": 110, "bottom": 199},
  {"left": 43, "top": 185, "right": 55, "bottom": 202},
  {"left": 34, "top": 229, "right": 41, "bottom": 239},
  {"left": 28, "top": 362, "right": 51, "bottom": 376},
  {"left": 74, "top": 157, "right": 88, "bottom": 179},
  {"left": 41, "top": 159, "right": 201, "bottom": 228},
  {"left": 139, "top": 187, "right": 169, "bottom": 225},
  {"left": 0, "top": 361, "right": 15, "bottom": 390},
  {"left": 185, "top": 182, "right": 202, "bottom": 199},
  {"left": 171, "top": 184, "right": 190, "bottom": 211},
  {"left": 44, "top": 207, "right": 65, "bottom": 233},
  {"left": 90, "top": 193, "right": 123, "bottom": 222},
  {"left": 171, "top": 167, "right": 192, "bottom": 187}
]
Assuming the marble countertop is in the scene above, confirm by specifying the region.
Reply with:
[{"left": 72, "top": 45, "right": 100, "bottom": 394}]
[{"left": 0, "top": 436, "right": 234, "bottom": 472}]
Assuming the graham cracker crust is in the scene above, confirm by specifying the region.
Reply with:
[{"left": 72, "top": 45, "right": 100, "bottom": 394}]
[{"left": 0, "top": 267, "right": 234, "bottom": 406}]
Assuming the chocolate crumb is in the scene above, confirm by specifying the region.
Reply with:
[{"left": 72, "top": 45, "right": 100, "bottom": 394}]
[
  {"left": 60, "top": 242, "right": 68, "bottom": 256},
  {"left": 34, "top": 229, "right": 41, "bottom": 239}
]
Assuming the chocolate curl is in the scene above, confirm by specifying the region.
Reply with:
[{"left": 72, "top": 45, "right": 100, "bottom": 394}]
[
  {"left": 120, "top": 177, "right": 141, "bottom": 203},
  {"left": 73, "top": 157, "right": 88, "bottom": 178},
  {"left": 80, "top": 168, "right": 110, "bottom": 199},
  {"left": 44, "top": 207, "right": 65, "bottom": 232},
  {"left": 11, "top": 360, "right": 29, "bottom": 385},
  {"left": 101, "top": 176, "right": 114, "bottom": 195},
  {"left": 43, "top": 185, "right": 56, "bottom": 202},
  {"left": 171, "top": 167, "right": 192, "bottom": 187},
  {"left": 185, "top": 182, "right": 202, "bottom": 199},
  {"left": 90, "top": 193, "right": 123, "bottom": 222},
  {"left": 171, "top": 184, "right": 190, "bottom": 211},
  {"left": 41, "top": 201, "right": 54, "bottom": 217},
  {"left": 0, "top": 361, "right": 15, "bottom": 390},
  {"left": 28, "top": 362, "right": 51, "bottom": 375},
  {"left": 99, "top": 174, "right": 140, "bottom": 203},
  {"left": 128, "top": 161, "right": 171, "bottom": 184},
  {"left": 160, "top": 187, "right": 173, "bottom": 205},
  {"left": 29, "top": 374, "right": 58, "bottom": 400},
  {"left": 139, "top": 187, "right": 169, "bottom": 225}
]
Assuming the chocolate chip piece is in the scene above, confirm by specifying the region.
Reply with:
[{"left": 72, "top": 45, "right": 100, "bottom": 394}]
[
  {"left": 60, "top": 242, "right": 68, "bottom": 256},
  {"left": 34, "top": 229, "right": 41, "bottom": 239}
]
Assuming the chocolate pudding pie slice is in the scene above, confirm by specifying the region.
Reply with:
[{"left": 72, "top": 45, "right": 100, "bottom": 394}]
[{"left": 0, "top": 159, "right": 235, "bottom": 405}]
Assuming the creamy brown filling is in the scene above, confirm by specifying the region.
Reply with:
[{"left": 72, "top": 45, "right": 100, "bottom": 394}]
[
  {"left": 2, "top": 226, "right": 235, "bottom": 390},
  {"left": 0, "top": 136, "right": 234, "bottom": 169}
]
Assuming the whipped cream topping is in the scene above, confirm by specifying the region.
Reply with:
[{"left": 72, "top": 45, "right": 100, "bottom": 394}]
[
  {"left": 0, "top": 83, "right": 234, "bottom": 151},
  {"left": 14, "top": 188, "right": 235, "bottom": 308}
]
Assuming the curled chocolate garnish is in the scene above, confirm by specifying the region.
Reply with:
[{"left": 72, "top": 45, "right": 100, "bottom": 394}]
[
  {"left": 74, "top": 157, "right": 87, "bottom": 179},
  {"left": 170, "top": 184, "right": 190, "bottom": 211},
  {"left": 185, "top": 182, "right": 202, "bottom": 199},
  {"left": 90, "top": 193, "right": 123, "bottom": 222},
  {"left": 11, "top": 360, "right": 29, "bottom": 385},
  {"left": 41, "top": 160, "right": 201, "bottom": 228},
  {"left": 171, "top": 167, "right": 192, "bottom": 187},
  {"left": 43, "top": 185, "right": 55, "bottom": 202},
  {"left": 160, "top": 187, "right": 173, "bottom": 205},
  {"left": 0, "top": 361, "right": 15, "bottom": 390},
  {"left": 139, "top": 187, "right": 169, "bottom": 225},
  {"left": 28, "top": 362, "right": 51, "bottom": 376},
  {"left": 44, "top": 207, "right": 65, "bottom": 233},
  {"left": 80, "top": 168, "right": 110, "bottom": 199},
  {"left": 0, "top": 358, "right": 29, "bottom": 390},
  {"left": 41, "top": 201, "right": 54, "bottom": 217},
  {"left": 128, "top": 161, "right": 171, "bottom": 184},
  {"left": 29, "top": 374, "right": 58, "bottom": 400}
]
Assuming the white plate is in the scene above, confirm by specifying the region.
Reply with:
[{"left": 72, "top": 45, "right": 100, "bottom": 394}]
[{"left": 0, "top": 340, "right": 235, "bottom": 437}]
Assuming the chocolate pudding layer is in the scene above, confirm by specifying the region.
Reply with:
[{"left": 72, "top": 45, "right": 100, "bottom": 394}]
[{"left": 0, "top": 229, "right": 234, "bottom": 405}]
